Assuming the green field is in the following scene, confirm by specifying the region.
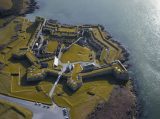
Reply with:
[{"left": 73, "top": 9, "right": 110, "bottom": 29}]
[
  {"left": 61, "top": 44, "right": 93, "bottom": 63},
  {"left": 47, "top": 40, "right": 58, "bottom": 53},
  {"left": 0, "top": 18, "right": 16, "bottom": 46},
  {"left": 54, "top": 77, "right": 114, "bottom": 119}
]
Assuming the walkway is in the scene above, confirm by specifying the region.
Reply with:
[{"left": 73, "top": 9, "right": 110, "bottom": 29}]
[{"left": 49, "top": 65, "right": 67, "bottom": 97}]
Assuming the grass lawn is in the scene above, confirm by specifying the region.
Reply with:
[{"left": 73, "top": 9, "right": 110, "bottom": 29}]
[
  {"left": 0, "top": 19, "right": 17, "bottom": 46},
  {"left": 58, "top": 27, "right": 77, "bottom": 33},
  {"left": 47, "top": 40, "right": 58, "bottom": 53},
  {"left": 0, "top": 72, "right": 11, "bottom": 94},
  {"left": 71, "top": 63, "right": 83, "bottom": 81},
  {"left": 61, "top": 44, "right": 93, "bottom": 63},
  {"left": 54, "top": 76, "right": 114, "bottom": 119}
]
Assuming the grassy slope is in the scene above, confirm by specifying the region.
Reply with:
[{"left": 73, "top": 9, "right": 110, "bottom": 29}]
[
  {"left": 87, "top": 84, "right": 136, "bottom": 119},
  {"left": 54, "top": 77, "right": 114, "bottom": 119},
  {"left": 47, "top": 40, "right": 58, "bottom": 52},
  {"left": 0, "top": 18, "right": 16, "bottom": 46},
  {"left": 61, "top": 44, "right": 93, "bottom": 63},
  {"left": 0, "top": 98, "right": 32, "bottom": 119}
]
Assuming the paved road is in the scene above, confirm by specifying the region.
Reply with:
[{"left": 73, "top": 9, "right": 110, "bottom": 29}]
[
  {"left": 49, "top": 74, "right": 62, "bottom": 97},
  {"left": 0, "top": 94, "right": 66, "bottom": 119}
]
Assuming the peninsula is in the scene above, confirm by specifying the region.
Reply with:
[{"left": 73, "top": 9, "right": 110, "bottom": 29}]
[{"left": 0, "top": 16, "right": 136, "bottom": 119}]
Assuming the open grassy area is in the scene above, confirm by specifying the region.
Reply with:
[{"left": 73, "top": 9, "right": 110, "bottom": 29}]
[
  {"left": 61, "top": 44, "right": 93, "bottom": 63},
  {"left": 0, "top": 16, "right": 15, "bottom": 27},
  {"left": 47, "top": 40, "right": 58, "bottom": 53},
  {"left": 0, "top": 18, "right": 17, "bottom": 46},
  {"left": 0, "top": 98, "right": 32, "bottom": 119},
  {"left": 0, "top": 72, "right": 11, "bottom": 94},
  {"left": 71, "top": 63, "right": 83, "bottom": 81},
  {"left": 0, "top": 0, "right": 13, "bottom": 10},
  {"left": 53, "top": 76, "right": 114, "bottom": 119},
  {"left": 58, "top": 27, "right": 77, "bottom": 33}
]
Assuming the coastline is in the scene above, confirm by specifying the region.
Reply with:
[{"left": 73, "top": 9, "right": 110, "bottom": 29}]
[
  {"left": 87, "top": 85, "right": 137, "bottom": 119},
  {"left": 20, "top": 0, "right": 39, "bottom": 15},
  {"left": 0, "top": 0, "right": 38, "bottom": 18},
  {"left": 87, "top": 64, "right": 138, "bottom": 119},
  {"left": 86, "top": 29, "right": 138, "bottom": 119}
]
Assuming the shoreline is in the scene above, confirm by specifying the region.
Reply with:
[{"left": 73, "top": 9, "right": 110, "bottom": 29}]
[
  {"left": 0, "top": 0, "right": 38, "bottom": 18},
  {"left": 21, "top": 0, "right": 39, "bottom": 16},
  {"left": 86, "top": 27, "right": 138, "bottom": 119},
  {"left": 87, "top": 85, "right": 137, "bottom": 119}
]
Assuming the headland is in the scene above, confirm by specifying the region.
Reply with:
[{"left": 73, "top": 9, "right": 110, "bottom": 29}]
[{"left": 0, "top": 16, "right": 137, "bottom": 119}]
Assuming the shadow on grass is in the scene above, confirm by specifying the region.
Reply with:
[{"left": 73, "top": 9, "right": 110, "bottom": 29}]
[
  {"left": 82, "top": 74, "right": 119, "bottom": 85},
  {"left": 21, "top": 74, "right": 40, "bottom": 86},
  {"left": 8, "top": 57, "right": 31, "bottom": 68},
  {"left": 8, "top": 57, "right": 39, "bottom": 86},
  {"left": 26, "top": 22, "right": 39, "bottom": 45},
  {"left": 26, "top": 22, "right": 39, "bottom": 33},
  {"left": 83, "top": 74, "right": 127, "bottom": 86},
  {"left": 61, "top": 80, "right": 75, "bottom": 96}
]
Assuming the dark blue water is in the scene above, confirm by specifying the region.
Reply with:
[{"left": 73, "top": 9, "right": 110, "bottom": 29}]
[{"left": 27, "top": 0, "right": 160, "bottom": 118}]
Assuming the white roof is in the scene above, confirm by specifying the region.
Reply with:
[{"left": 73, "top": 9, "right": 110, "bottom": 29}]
[
  {"left": 89, "top": 28, "right": 93, "bottom": 31},
  {"left": 35, "top": 43, "right": 39, "bottom": 46},
  {"left": 54, "top": 57, "right": 59, "bottom": 66}
]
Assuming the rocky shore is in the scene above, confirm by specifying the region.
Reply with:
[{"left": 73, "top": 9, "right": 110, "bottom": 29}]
[
  {"left": 86, "top": 47, "right": 137, "bottom": 119},
  {"left": 22, "top": 0, "right": 39, "bottom": 15},
  {"left": 0, "top": 0, "right": 38, "bottom": 18},
  {"left": 87, "top": 85, "right": 137, "bottom": 119}
]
